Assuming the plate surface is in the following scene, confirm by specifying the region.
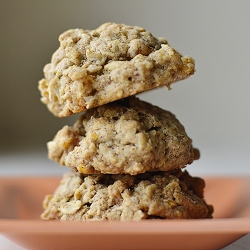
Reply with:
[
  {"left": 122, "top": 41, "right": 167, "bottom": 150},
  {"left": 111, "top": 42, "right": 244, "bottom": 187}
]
[{"left": 0, "top": 176, "right": 250, "bottom": 250}]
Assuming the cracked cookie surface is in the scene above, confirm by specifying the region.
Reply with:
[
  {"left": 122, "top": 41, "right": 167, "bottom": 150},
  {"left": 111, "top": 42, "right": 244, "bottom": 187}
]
[
  {"left": 41, "top": 169, "right": 213, "bottom": 221},
  {"left": 38, "top": 22, "right": 195, "bottom": 117},
  {"left": 47, "top": 96, "right": 199, "bottom": 175}
]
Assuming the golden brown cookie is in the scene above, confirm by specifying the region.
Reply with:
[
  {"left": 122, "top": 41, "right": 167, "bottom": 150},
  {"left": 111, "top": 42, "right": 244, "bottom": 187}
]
[
  {"left": 47, "top": 96, "right": 199, "bottom": 175},
  {"left": 38, "top": 22, "right": 195, "bottom": 117},
  {"left": 41, "top": 169, "right": 213, "bottom": 221}
]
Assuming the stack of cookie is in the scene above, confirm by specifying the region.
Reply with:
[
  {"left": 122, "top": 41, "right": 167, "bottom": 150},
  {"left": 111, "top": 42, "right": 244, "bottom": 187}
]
[{"left": 39, "top": 23, "right": 213, "bottom": 221}]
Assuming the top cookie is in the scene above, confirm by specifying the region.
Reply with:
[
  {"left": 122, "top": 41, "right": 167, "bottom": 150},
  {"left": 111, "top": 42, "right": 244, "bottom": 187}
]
[{"left": 38, "top": 22, "right": 195, "bottom": 117}]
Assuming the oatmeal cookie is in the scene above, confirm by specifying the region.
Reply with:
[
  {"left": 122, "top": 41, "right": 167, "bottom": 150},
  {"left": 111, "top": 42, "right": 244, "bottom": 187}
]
[
  {"left": 41, "top": 170, "right": 213, "bottom": 221},
  {"left": 38, "top": 22, "right": 195, "bottom": 117},
  {"left": 47, "top": 96, "right": 199, "bottom": 175}
]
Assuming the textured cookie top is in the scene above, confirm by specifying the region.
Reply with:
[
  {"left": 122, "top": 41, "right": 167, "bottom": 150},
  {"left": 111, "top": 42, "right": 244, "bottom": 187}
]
[
  {"left": 41, "top": 170, "right": 213, "bottom": 221},
  {"left": 38, "top": 22, "right": 195, "bottom": 117},
  {"left": 47, "top": 96, "right": 199, "bottom": 175}
]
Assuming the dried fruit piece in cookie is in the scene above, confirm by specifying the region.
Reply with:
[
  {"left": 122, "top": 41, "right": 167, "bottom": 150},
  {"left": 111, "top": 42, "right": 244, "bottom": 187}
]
[
  {"left": 41, "top": 169, "right": 213, "bottom": 221},
  {"left": 38, "top": 22, "right": 195, "bottom": 117},
  {"left": 47, "top": 96, "right": 199, "bottom": 175}
]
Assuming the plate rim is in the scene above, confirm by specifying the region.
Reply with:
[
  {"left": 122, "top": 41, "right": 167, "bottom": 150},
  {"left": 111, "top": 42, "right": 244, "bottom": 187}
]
[{"left": 1, "top": 218, "right": 250, "bottom": 234}]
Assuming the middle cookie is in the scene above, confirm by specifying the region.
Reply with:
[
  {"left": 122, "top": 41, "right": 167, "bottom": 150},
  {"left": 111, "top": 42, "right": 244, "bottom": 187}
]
[{"left": 48, "top": 96, "right": 199, "bottom": 175}]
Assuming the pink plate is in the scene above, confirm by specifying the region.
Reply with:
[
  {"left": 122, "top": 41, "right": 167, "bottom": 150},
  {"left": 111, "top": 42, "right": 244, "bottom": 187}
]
[{"left": 0, "top": 176, "right": 250, "bottom": 250}]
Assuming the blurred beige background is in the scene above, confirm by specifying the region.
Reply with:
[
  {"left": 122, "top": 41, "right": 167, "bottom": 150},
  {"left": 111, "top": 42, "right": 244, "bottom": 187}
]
[{"left": 0, "top": 0, "right": 250, "bottom": 175}]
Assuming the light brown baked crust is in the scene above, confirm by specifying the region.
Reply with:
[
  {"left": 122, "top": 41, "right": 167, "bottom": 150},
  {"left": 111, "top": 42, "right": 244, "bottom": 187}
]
[
  {"left": 47, "top": 96, "right": 199, "bottom": 175},
  {"left": 41, "top": 169, "right": 213, "bottom": 221},
  {"left": 38, "top": 22, "right": 195, "bottom": 117}
]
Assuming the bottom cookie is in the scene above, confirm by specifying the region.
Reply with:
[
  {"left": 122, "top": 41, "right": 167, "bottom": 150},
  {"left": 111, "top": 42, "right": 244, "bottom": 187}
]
[{"left": 41, "top": 170, "right": 213, "bottom": 221}]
